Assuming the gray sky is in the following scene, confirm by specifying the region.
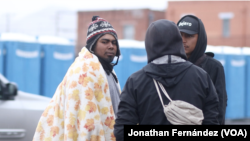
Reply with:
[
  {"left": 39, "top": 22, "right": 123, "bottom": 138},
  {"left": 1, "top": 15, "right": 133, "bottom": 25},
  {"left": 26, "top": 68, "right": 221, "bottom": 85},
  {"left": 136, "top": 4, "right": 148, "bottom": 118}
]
[
  {"left": 0, "top": 0, "right": 169, "bottom": 39},
  {"left": 0, "top": 0, "right": 169, "bottom": 17}
]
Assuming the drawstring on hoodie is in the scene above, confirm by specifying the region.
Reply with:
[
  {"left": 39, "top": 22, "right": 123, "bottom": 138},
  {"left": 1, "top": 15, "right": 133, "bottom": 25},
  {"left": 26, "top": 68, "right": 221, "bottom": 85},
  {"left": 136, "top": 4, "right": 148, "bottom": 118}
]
[
  {"left": 151, "top": 55, "right": 186, "bottom": 64},
  {"left": 168, "top": 55, "right": 171, "bottom": 64}
]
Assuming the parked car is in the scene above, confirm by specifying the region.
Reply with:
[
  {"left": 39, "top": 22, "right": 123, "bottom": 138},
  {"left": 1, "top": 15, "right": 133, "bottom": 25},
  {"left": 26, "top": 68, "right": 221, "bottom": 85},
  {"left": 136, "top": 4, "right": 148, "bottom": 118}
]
[{"left": 0, "top": 74, "right": 51, "bottom": 141}]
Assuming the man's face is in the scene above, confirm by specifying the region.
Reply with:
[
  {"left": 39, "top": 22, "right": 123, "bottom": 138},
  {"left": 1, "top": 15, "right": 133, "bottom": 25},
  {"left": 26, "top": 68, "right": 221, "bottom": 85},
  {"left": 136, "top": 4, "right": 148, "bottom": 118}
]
[
  {"left": 93, "top": 34, "right": 117, "bottom": 63},
  {"left": 180, "top": 32, "right": 198, "bottom": 58}
]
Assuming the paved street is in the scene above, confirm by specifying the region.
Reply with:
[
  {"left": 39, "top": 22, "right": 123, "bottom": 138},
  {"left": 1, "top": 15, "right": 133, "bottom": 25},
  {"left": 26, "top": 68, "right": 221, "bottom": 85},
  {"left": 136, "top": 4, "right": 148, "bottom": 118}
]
[{"left": 225, "top": 119, "right": 250, "bottom": 125}]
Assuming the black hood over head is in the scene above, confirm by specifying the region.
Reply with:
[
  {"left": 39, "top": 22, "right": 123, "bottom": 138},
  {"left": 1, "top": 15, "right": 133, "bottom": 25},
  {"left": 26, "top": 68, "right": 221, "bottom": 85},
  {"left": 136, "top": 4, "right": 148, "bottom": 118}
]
[
  {"left": 177, "top": 15, "right": 207, "bottom": 64},
  {"left": 144, "top": 20, "right": 192, "bottom": 87},
  {"left": 145, "top": 19, "right": 187, "bottom": 63}
]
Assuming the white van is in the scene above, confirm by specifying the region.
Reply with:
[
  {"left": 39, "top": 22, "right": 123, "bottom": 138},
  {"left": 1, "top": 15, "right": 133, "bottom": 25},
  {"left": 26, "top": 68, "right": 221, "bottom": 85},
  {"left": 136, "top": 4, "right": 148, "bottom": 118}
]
[{"left": 0, "top": 74, "right": 51, "bottom": 141}]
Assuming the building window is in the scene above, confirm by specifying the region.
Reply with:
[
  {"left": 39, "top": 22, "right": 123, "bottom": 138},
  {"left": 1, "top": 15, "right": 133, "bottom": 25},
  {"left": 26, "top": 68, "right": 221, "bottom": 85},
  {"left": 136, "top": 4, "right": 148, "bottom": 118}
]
[
  {"left": 219, "top": 12, "right": 234, "bottom": 38},
  {"left": 222, "top": 19, "right": 230, "bottom": 37},
  {"left": 123, "top": 25, "right": 134, "bottom": 39},
  {"left": 148, "top": 12, "right": 154, "bottom": 25}
]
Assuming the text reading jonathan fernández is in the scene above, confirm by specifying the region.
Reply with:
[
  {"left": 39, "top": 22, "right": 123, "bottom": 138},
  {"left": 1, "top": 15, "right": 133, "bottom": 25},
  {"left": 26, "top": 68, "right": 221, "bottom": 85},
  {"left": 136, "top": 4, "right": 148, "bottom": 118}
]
[{"left": 124, "top": 125, "right": 248, "bottom": 139}]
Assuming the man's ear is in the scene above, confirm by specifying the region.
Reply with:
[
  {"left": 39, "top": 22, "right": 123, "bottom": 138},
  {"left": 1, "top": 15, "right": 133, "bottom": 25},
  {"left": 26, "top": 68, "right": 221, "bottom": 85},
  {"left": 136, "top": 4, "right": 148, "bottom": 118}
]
[{"left": 92, "top": 42, "right": 97, "bottom": 53}]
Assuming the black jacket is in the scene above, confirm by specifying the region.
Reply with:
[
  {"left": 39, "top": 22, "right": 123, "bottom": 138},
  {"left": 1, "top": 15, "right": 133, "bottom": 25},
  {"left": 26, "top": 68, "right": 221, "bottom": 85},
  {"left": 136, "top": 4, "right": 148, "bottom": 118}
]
[
  {"left": 114, "top": 19, "right": 219, "bottom": 141},
  {"left": 197, "top": 53, "right": 228, "bottom": 125},
  {"left": 177, "top": 15, "right": 228, "bottom": 125}
]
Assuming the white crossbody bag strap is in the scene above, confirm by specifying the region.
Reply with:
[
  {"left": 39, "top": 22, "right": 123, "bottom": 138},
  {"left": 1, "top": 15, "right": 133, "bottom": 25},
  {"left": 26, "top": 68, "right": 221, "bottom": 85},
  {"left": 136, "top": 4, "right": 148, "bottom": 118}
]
[
  {"left": 153, "top": 79, "right": 172, "bottom": 107},
  {"left": 158, "top": 81, "right": 172, "bottom": 102},
  {"left": 153, "top": 79, "right": 165, "bottom": 107}
]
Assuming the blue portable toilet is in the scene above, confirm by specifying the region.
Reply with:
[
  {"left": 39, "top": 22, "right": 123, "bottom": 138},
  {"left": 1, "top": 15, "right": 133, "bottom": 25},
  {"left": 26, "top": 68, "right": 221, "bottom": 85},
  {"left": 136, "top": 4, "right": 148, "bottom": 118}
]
[
  {"left": 0, "top": 41, "right": 5, "bottom": 74},
  {"left": 129, "top": 48, "right": 147, "bottom": 77},
  {"left": 116, "top": 40, "right": 145, "bottom": 90},
  {"left": 242, "top": 47, "right": 250, "bottom": 118},
  {"left": 38, "top": 36, "right": 75, "bottom": 98},
  {"left": 113, "top": 47, "right": 130, "bottom": 90},
  {"left": 223, "top": 46, "right": 245, "bottom": 119},
  {"left": 1, "top": 33, "right": 41, "bottom": 94}
]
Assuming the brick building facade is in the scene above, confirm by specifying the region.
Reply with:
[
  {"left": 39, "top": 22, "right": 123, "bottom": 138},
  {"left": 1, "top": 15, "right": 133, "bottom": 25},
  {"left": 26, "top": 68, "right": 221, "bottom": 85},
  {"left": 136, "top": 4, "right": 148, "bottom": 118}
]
[
  {"left": 167, "top": 1, "right": 250, "bottom": 47},
  {"left": 76, "top": 1, "right": 250, "bottom": 54},
  {"left": 76, "top": 9, "right": 165, "bottom": 54}
]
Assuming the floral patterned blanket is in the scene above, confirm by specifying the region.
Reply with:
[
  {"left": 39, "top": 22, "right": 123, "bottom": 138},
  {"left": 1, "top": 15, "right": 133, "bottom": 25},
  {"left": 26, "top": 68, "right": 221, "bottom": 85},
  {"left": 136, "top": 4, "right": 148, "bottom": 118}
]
[{"left": 33, "top": 47, "right": 119, "bottom": 141}]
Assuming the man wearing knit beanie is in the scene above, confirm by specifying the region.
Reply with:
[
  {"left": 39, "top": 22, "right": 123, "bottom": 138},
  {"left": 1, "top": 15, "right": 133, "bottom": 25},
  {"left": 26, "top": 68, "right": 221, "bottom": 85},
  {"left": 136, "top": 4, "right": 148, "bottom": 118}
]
[{"left": 33, "top": 16, "right": 121, "bottom": 141}]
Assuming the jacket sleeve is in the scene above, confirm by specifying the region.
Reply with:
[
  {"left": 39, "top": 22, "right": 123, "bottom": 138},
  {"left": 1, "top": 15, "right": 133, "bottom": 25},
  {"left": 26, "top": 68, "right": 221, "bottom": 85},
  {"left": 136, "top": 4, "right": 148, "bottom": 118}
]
[
  {"left": 114, "top": 76, "right": 139, "bottom": 141},
  {"left": 212, "top": 64, "right": 227, "bottom": 125},
  {"left": 202, "top": 74, "right": 220, "bottom": 125}
]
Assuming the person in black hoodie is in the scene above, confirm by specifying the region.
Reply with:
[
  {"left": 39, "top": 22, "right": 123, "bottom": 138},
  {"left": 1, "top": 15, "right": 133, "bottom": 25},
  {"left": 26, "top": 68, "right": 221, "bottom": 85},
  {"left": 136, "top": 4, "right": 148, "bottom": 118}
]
[
  {"left": 177, "top": 15, "right": 227, "bottom": 125},
  {"left": 114, "top": 19, "right": 219, "bottom": 140}
]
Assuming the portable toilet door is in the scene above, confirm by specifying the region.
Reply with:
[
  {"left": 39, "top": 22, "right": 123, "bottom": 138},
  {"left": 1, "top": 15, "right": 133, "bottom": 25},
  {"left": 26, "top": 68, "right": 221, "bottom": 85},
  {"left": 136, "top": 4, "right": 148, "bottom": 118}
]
[
  {"left": 221, "top": 46, "right": 246, "bottom": 119},
  {"left": 117, "top": 40, "right": 145, "bottom": 90},
  {"left": 129, "top": 48, "right": 147, "bottom": 76},
  {"left": 5, "top": 41, "right": 42, "bottom": 95},
  {"left": 225, "top": 54, "right": 246, "bottom": 119},
  {"left": 242, "top": 47, "right": 250, "bottom": 118},
  {"left": 41, "top": 44, "right": 74, "bottom": 98},
  {"left": 245, "top": 55, "right": 250, "bottom": 118}
]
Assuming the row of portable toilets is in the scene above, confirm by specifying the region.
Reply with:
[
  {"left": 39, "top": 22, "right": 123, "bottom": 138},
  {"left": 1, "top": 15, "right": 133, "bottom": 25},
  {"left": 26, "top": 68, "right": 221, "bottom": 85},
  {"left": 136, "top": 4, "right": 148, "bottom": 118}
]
[
  {"left": 0, "top": 33, "right": 75, "bottom": 99},
  {"left": 0, "top": 35, "right": 250, "bottom": 120}
]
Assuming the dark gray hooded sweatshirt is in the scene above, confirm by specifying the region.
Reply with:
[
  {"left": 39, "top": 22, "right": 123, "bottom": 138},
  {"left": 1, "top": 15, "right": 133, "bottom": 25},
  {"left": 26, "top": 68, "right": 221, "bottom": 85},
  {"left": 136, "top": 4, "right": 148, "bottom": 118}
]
[{"left": 114, "top": 19, "right": 219, "bottom": 141}]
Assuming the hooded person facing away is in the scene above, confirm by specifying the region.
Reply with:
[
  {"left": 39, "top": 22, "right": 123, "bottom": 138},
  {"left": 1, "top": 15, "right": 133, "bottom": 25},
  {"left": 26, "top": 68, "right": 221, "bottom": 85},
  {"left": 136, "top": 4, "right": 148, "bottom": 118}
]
[
  {"left": 33, "top": 16, "right": 121, "bottom": 141},
  {"left": 177, "top": 15, "right": 227, "bottom": 125},
  {"left": 114, "top": 19, "right": 219, "bottom": 140}
]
